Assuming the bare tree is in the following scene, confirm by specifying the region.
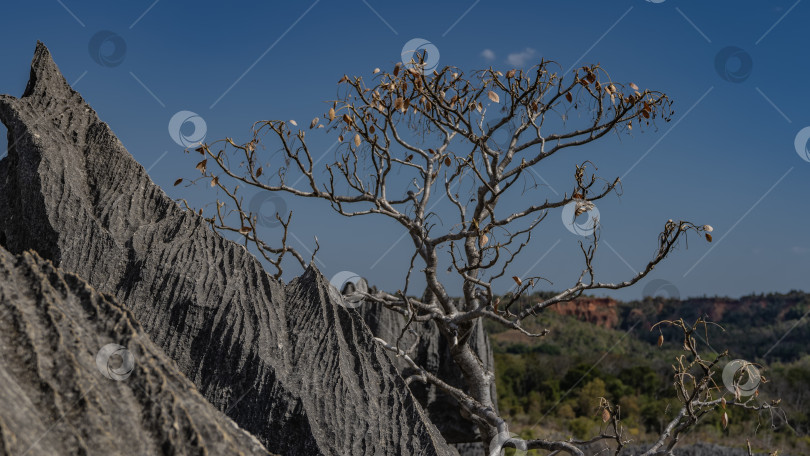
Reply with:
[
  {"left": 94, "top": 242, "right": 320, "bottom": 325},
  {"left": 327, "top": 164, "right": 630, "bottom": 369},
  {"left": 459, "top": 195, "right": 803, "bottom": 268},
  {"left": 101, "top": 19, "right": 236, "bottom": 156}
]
[{"left": 179, "top": 54, "right": 777, "bottom": 455}]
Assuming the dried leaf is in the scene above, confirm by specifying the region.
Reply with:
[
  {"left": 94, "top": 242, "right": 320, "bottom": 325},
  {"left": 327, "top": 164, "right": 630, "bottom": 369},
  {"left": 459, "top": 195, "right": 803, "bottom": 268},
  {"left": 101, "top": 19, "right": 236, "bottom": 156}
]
[
  {"left": 328, "top": 107, "right": 336, "bottom": 121},
  {"left": 239, "top": 226, "right": 251, "bottom": 235},
  {"left": 565, "top": 92, "right": 573, "bottom": 102},
  {"left": 173, "top": 178, "right": 183, "bottom": 186},
  {"left": 256, "top": 167, "right": 263, "bottom": 177},
  {"left": 512, "top": 276, "right": 522, "bottom": 286},
  {"left": 338, "top": 75, "right": 349, "bottom": 83},
  {"left": 480, "top": 234, "right": 489, "bottom": 246},
  {"left": 506, "top": 69, "right": 516, "bottom": 78},
  {"left": 289, "top": 119, "right": 297, "bottom": 126},
  {"left": 210, "top": 176, "right": 219, "bottom": 187},
  {"left": 705, "top": 233, "right": 713, "bottom": 242},
  {"left": 602, "top": 409, "right": 611, "bottom": 423},
  {"left": 487, "top": 91, "right": 500, "bottom": 103},
  {"left": 338, "top": 135, "right": 344, "bottom": 142},
  {"left": 629, "top": 82, "right": 639, "bottom": 91},
  {"left": 721, "top": 412, "right": 728, "bottom": 430},
  {"left": 657, "top": 334, "right": 664, "bottom": 347},
  {"left": 310, "top": 117, "right": 319, "bottom": 129},
  {"left": 354, "top": 134, "right": 362, "bottom": 147},
  {"left": 703, "top": 225, "right": 714, "bottom": 232},
  {"left": 393, "top": 63, "right": 401, "bottom": 77},
  {"left": 342, "top": 114, "right": 353, "bottom": 125},
  {"left": 721, "top": 397, "right": 727, "bottom": 409},
  {"left": 444, "top": 157, "right": 452, "bottom": 166},
  {"left": 195, "top": 159, "right": 207, "bottom": 174},
  {"left": 373, "top": 67, "right": 380, "bottom": 74}
]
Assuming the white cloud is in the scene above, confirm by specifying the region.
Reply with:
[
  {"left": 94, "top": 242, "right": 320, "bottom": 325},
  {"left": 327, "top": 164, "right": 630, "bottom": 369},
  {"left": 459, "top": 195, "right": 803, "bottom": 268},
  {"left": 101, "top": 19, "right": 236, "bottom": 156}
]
[
  {"left": 506, "top": 48, "right": 537, "bottom": 67},
  {"left": 481, "top": 49, "right": 496, "bottom": 60}
]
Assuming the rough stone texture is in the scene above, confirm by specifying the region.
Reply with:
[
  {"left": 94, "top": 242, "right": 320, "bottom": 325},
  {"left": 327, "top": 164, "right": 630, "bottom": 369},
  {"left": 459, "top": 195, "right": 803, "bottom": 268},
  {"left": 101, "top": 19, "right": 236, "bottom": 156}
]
[
  {"left": 358, "top": 299, "right": 497, "bottom": 444},
  {"left": 0, "top": 247, "right": 273, "bottom": 456},
  {"left": 0, "top": 42, "right": 455, "bottom": 456}
]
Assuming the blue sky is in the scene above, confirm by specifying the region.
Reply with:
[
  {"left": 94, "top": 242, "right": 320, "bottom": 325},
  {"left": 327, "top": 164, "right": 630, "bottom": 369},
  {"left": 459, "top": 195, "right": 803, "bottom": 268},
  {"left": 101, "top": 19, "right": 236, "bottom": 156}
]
[{"left": 0, "top": 1, "right": 807, "bottom": 301}]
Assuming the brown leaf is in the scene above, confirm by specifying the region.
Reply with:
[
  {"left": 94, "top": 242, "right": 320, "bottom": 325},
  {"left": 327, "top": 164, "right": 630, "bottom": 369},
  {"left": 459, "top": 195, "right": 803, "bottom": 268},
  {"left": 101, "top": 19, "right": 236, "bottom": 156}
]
[
  {"left": 721, "top": 398, "right": 726, "bottom": 409},
  {"left": 629, "top": 82, "right": 639, "bottom": 91},
  {"left": 602, "top": 409, "right": 611, "bottom": 423},
  {"left": 194, "top": 146, "right": 205, "bottom": 155},
  {"left": 721, "top": 412, "right": 728, "bottom": 430},
  {"left": 444, "top": 157, "right": 452, "bottom": 166},
  {"left": 506, "top": 69, "right": 516, "bottom": 78},
  {"left": 210, "top": 176, "right": 219, "bottom": 187},
  {"left": 239, "top": 226, "right": 251, "bottom": 235},
  {"left": 487, "top": 91, "right": 500, "bottom": 103},
  {"left": 289, "top": 119, "right": 297, "bottom": 126},
  {"left": 195, "top": 159, "right": 207, "bottom": 174},
  {"left": 173, "top": 178, "right": 183, "bottom": 186},
  {"left": 480, "top": 234, "right": 489, "bottom": 246},
  {"left": 406, "top": 154, "right": 413, "bottom": 162},
  {"left": 338, "top": 75, "right": 349, "bottom": 83},
  {"left": 657, "top": 334, "right": 664, "bottom": 347},
  {"left": 565, "top": 92, "right": 573, "bottom": 102},
  {"left": 393, "top": 63, "right": 401, "bottom": 77},
  {"left": 705, "top": 233, "right": 713, "bottom": 242},
  {"left": 342, "top": 114, "right": 353, "bottom": 125},
  {"left": 338, "top": 135, "right": 344, "bottom": 142},
  {"left": 328, "top": 107, "right": 336, "bottom": 121},
  {"left": 512, "top": 276, "right": 522, "bottom": 286},
  {"left": 310, "top": 117, "right": 319, "bottom": 129},
  {"left": 373, "top": 67, "right": 380, "bottom": 74},
  {"left": 354, "top": 134, "right": 362, "bottom": 147},
  {"left": 256, "top": 167, "right": 263, "bottom": 177}
]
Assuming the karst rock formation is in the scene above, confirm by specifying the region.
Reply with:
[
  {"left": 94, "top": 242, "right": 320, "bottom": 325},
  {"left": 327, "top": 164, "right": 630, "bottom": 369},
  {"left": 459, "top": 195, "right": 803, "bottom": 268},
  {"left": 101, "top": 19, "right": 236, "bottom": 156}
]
[{"left": 0, "top": 42, "right": 456, "bottom": 456}]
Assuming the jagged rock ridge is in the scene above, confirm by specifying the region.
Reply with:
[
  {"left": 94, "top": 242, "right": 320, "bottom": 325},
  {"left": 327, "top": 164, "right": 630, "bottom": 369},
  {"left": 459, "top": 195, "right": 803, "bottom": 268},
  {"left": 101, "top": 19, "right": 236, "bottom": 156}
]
[
  {"left": 0, "top": 247, "right": 273, "bottom": 456},
  {"left": 0, "top": 42, "right": 455, "bottom": 456}
]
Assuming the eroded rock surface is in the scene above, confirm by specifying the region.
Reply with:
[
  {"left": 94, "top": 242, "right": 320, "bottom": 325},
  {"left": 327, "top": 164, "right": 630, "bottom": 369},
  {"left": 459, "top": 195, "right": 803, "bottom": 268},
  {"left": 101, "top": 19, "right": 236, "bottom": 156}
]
[
  {"left": 358, "top": 298, "right": 497, "bottom": 444},
  {"left": 0, "top": 247, "right": 273, "bottom": 456},
  {"left": 0, "top": 42, "right": 455, "bottom": 456}
]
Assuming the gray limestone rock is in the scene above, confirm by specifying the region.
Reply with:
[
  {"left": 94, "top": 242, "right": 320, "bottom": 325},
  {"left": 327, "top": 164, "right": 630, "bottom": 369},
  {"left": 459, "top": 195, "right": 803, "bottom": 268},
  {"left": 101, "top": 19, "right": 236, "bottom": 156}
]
[
  {"left": 0, "top": 247, "right": 273, "bottom": 456},
  {"left": 0, "top": 42, "right": 455, "bottom": 456},
  {"left": 358, "top": 298, "right": 497, "bottom": 444}
]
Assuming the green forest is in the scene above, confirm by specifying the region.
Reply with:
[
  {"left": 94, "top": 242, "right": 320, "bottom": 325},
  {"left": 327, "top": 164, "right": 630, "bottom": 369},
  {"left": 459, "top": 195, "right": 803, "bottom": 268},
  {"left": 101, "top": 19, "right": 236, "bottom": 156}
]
[{"left": 485, "top": 291, "right": 810, "bottom": 454}]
